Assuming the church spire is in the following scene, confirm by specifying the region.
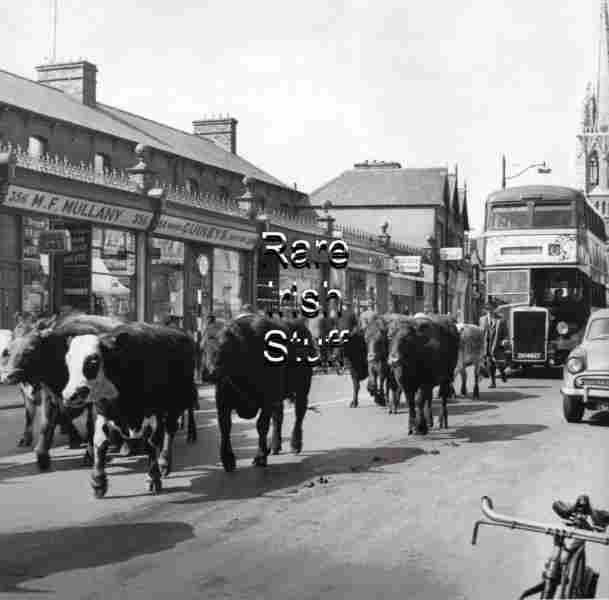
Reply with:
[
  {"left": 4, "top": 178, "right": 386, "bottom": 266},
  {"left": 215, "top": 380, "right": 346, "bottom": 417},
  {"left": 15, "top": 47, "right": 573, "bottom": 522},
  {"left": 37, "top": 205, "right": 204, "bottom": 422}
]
[{"left": 597, "top": 0, "right": 609, "bottom": 130}]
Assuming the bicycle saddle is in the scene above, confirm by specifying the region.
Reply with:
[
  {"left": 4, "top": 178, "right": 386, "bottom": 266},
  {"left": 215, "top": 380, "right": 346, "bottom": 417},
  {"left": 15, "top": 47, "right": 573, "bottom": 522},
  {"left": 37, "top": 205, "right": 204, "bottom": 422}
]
[{"left": 553, "top": 495, "right": 609, "bottom": 530}]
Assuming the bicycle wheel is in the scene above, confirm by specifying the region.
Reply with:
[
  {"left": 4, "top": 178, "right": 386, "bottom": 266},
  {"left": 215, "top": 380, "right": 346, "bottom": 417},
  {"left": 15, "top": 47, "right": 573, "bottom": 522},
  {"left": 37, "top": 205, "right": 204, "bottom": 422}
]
[{"left": 559, "top": 550, "right": 587, "bottom": 599}]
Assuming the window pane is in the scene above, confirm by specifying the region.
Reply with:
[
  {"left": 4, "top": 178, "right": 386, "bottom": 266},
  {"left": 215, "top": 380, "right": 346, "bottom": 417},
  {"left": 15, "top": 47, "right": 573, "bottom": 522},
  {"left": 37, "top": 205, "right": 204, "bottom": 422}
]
[
  {"left": 588, "top": 318, "right": 609, "bottom": 339},
  {"left": 22, "top": 216, "right": 51, "bottom": 317},
  {"left": 487, "top": 270, "right": 528, "bottom": 295},
  {"left": 489, "top": 205, "right": 529, "bottom": 229},
  {"left": 213, "top": 248, "right": 247, "bottom": 320},
  {"left": 150, "top": 237, "right": 184, "bottom": 326},
  {"left": 532, "top": 204, "right": 573, "bottom": 228}
]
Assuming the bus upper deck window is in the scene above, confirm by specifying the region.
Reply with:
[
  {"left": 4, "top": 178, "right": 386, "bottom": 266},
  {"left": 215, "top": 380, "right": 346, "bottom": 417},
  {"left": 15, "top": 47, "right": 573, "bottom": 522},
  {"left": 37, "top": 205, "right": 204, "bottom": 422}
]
[
  {"left": 532, "top": 204, "right": 574, "bottom": 228},
  {"left": 489, "top": 205, "right": 529, "bottom": 229}
]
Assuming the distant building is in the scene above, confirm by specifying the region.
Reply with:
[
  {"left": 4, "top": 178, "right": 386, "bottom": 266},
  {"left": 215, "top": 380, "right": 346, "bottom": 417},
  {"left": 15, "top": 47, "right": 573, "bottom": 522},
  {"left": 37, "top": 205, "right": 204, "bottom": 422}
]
[{"left": 310, "top": 160, "right": 470, "bottom": 315}]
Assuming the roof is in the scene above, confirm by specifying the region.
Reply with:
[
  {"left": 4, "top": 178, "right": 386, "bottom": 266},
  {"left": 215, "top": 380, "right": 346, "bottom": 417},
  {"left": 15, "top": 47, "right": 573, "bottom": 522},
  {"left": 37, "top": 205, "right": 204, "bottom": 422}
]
[
  {"left": 487, "top": 185, "right": 585, "bottom": 203},
  {"left": 310, "top": 165, "right": 449, "bottom": 207},
  {"left": 0, "top": 67, "right": 292, "bottom": 191}
]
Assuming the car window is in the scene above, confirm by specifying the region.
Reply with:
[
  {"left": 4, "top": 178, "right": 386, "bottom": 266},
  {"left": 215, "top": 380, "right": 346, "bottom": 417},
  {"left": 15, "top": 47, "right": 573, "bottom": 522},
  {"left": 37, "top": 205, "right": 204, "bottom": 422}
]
[{"left": 587, "top": 318, "right": 609, "bottom": 339}]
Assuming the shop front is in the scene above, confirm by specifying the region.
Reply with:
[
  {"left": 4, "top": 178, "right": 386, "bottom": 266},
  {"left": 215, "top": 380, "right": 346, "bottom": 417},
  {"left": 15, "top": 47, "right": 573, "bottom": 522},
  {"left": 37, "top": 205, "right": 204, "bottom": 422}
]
[
  {"left": 389, "top": 273, "right": 415, "bottom": 314},
  {"left": 0, "top": 183, "right": 154, "bottom": 327},
  {"left": 346, "top": 248, "right": 388, "bottom": 315},
  {"left": 151, "top": 214, "right": 257, "bottom": 333}
]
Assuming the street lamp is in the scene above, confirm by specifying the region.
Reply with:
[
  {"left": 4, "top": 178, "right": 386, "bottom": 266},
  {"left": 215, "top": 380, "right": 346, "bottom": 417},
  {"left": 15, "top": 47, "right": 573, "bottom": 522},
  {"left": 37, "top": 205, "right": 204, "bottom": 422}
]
[
  {"left": 426, "top": 235, "right": 439, "bottom": 314},
  {"left": 501, "top": 155, "right": 552, "bottom": 189},
  {"left": 317, "top": 199, "right": 337, "bottom": 310}
]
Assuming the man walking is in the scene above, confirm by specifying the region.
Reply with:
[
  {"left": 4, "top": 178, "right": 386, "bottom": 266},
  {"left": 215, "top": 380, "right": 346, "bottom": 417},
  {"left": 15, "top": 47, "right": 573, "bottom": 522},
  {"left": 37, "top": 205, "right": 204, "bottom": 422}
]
[{"left": 479, "top": 303, "right": 509, "bottom": 388}]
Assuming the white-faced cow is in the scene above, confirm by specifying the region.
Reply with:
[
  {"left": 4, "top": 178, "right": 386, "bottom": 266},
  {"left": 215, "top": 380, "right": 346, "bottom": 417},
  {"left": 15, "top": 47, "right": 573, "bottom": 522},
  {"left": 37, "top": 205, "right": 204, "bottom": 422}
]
[
  {"left": 388, "top": 315, "right": 460, "bottom": 434},
  {"left": 454, "top": 323, "right": 485, "bottom": 400},
  {"left": 0, "top": 314, "right": 125, "bottom": 470},
  {"left": 62, "top": 322, "right": 198, "bottom": 498}
]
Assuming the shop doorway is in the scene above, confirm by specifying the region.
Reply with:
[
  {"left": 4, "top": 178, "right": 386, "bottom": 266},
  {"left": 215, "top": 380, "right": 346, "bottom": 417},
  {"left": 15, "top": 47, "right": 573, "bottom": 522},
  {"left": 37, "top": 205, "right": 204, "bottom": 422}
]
[
  {"left": 187, "top": 245, "right": 213, "bottom": 334},
  {"left": 0, "top": 212, "right": 21, "bottom": 329}
]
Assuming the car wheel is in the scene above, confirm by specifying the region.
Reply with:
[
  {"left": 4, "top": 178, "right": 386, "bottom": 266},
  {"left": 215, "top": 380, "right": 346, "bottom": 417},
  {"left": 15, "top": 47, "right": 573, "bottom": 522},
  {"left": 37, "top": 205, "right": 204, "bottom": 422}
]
[{"left": 563, "top": 395, "right": 584, "bottom": 423}]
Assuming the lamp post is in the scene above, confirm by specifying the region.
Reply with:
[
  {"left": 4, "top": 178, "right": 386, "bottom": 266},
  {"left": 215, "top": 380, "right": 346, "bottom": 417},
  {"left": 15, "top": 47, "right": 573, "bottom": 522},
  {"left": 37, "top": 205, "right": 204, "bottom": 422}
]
[
  {"left": 317, "top": 199, "right": 337, "bottom": 311},
  {"left": 376, "top": 220, "right": 391, "bottom": 313},
  {"left": 426, "top": 235, "right": 439, "bottom": 314},
  {"left": 237, "top": 176, "right": 269, "bottom": 311},
  {"left": 501, "top": 155, "right": 552, "bottom": 189}
]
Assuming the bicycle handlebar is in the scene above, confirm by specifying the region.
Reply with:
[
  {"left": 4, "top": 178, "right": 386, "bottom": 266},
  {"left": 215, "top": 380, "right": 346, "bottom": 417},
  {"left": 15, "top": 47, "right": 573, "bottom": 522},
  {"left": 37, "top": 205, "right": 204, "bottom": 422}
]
[{"left": 472, "top": 496, "right": 609, "bottom": 546}]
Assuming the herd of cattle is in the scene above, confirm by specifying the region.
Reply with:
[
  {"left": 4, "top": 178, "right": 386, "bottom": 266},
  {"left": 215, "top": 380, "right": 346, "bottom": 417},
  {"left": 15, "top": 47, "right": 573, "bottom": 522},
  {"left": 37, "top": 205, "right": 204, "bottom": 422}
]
[{"left": 0, "top": 309, "right": 487, "bottom": 499}]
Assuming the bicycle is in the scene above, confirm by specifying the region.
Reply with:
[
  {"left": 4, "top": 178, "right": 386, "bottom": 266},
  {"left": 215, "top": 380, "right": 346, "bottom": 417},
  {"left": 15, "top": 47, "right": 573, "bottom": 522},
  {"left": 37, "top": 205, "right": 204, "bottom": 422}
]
[{"left": 471, "top": 495, "right": 609, "bottom": 598}]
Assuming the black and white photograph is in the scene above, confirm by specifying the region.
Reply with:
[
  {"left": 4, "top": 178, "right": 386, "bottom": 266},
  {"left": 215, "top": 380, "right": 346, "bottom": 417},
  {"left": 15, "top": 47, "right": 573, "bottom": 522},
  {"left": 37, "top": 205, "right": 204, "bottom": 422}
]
[{"left": 1, "top": 1, "right": 609, "bottom": 598}]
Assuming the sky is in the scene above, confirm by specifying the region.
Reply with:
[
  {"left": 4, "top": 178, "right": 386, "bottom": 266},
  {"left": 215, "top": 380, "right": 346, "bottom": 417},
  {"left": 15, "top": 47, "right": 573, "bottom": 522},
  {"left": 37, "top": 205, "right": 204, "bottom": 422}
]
[{"left": 0, "top": 0, "right": 601, "bottom": 234}]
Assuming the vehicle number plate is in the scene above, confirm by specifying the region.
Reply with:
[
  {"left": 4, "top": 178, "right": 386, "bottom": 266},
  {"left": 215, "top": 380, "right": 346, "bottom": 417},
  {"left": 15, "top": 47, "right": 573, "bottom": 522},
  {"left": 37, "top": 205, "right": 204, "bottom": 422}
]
[{"left": 516, "top": 352, "right": 542, "bottom": 359}]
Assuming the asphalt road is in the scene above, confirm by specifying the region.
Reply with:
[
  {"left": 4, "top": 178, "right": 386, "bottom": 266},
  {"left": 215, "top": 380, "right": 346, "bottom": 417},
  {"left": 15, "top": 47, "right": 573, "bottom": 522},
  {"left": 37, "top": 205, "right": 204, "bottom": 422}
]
[{"left": 0, "top": 370, "right": 608, "bottom": 600}]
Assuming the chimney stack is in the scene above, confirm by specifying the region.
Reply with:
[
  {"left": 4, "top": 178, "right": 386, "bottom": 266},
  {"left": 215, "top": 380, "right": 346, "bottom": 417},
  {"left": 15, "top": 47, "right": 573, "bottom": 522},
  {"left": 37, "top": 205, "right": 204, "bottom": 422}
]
[
  {"left": 193, "top": 116, "right": 238, "bottom": 154},
  {"left": 35, "top": 60, "right": 98, "bottom": 107}
]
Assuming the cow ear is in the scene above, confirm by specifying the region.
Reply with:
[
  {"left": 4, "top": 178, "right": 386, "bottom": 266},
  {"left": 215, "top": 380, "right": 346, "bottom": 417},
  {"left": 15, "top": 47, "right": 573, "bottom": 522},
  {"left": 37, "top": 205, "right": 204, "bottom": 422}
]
[{"left": 64, "top": 335, "right": 74, "bottom": 347}]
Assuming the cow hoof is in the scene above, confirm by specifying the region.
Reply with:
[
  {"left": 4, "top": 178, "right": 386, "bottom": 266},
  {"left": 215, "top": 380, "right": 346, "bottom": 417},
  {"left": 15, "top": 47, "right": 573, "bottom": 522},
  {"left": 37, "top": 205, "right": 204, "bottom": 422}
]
[
  {"left": 17, "top": 433, "right": 33, "bottom": 447},
  {"left": 186, "top": 431, "right": 197, "bottom": 444},
  {"left": 252, "top": 454, "right": 267, "bottom": 467},
  {"left": 91, "top": 474, "right": 108, "bottom": 498},
  {"left": 37, "top": 453, "right": 51, "bottom": 471},
  {"left": 349, "top": 401, "right": 358, "bottom": 408},
  {"left": 82, "top": 450, "right": 94, "bottom": 467},
  {"left": 271, "top": 446, "right": 281, "bottom": 455},
  {"left": 222, "top": 453, "right": 236, "bottom": 472},
  {"left": 69, "top": 438, "right": 82, "bottom": 450},
  {"left": 159, "top": 460, "right": 172, "bottom": 478},
  {"left": 148, "top": 477, "right": 162, "bottom": 495},
  {"left": 291, "top": 432, "right": 302, "bottom": 454}
]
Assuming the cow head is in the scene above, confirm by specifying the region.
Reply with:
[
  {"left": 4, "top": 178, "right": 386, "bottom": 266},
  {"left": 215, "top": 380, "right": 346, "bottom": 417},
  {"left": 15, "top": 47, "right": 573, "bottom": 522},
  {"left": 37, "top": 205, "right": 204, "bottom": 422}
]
[
  {"left": 387, "top": 318, "right": 418, "bottom": 369},
  {"left": 0, "top": 317, "right": 54, "bottom": 385},
  {"left": 62, "top": 334, "right": 119, "bottom": 408},
  {"left": 200, "top": 320, "right": 227, "bottom": 382}
]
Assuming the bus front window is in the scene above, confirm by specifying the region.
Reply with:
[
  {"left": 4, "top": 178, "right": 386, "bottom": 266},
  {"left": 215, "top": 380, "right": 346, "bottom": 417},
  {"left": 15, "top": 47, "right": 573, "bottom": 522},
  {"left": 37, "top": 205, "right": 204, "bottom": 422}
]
[{"left": 488, "top": 205, "right": 529, "bottom": 229}]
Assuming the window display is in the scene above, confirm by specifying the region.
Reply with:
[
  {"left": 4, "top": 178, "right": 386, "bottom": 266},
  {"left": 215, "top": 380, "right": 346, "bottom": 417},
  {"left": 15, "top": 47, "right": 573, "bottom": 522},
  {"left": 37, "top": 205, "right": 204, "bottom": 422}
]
[
  {"left": 151, "top": 238, "right": 184, "bottom": 326},
  {"left": 213, "top": 248, "right": 248, "bottom": 320},
  {"left": 22, "top": 216, "right": 51, "bottom": 317}
]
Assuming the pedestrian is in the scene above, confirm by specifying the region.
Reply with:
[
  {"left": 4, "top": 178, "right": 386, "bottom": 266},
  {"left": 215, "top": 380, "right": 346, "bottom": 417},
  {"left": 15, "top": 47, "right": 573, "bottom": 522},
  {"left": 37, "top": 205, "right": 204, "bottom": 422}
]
[{"left": 479, "top": 303, "right": 509, "bottom": 388}]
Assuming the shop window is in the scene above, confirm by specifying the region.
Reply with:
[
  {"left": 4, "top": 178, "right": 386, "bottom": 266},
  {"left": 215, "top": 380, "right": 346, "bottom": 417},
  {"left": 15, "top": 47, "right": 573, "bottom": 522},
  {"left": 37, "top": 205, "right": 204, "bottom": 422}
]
[
  {"left": 91, "top": 228, "right": 136, "bottom": 320},
  {"left": 21, "top": 215, "right": 51, "bottom": 317},
  {"left": 415, "top": 281, "right": 424, "bottom": 298},
  {"left": 94, "top": 152, "right": 111, "bottom": 174},
  {"left": 213, "top": 248, "right": 248, "bottom": 320},
  {"left": 28, "top": 136, "right": 47, "bottom": 158},
  {"left": 589, "top": 152, "right": 599, "bottom": 188},
  {"left": 186, "top": 178, "right": 199, "bottom": 196},
  {"left": 151, "top": 237, "right": 185, "bottom": 326}
]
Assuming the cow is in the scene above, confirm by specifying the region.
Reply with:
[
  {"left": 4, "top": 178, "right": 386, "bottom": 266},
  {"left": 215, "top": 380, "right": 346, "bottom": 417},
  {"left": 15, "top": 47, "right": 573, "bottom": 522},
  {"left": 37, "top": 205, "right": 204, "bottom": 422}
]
[
  {"left": 0, "top": 314, "right": 128, "bottom": 469},
  {"left": 453, "top": 323, "right": 484, "bottom": 400},
  {"left": 62, "top": 322, "right": 199, "bottom": 498},
  {"left": 363, "top": 313, "right": 390, "bottom": 407},
  {"left": 338, "top": 310, "right": 368, "bottom": 408},
  {"left": 201, "top": 312, "right": 314, "bottom": 472},
  {"left": 388, "top": 314, "right": 460, "bottom": 434}
]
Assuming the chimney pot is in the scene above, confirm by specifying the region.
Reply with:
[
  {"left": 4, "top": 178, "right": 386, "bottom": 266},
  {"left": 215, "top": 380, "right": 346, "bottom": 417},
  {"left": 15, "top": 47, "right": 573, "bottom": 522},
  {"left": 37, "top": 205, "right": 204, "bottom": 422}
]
[
  {"left": 35, "top": 60, "right": 98, "bottom": 107},
  {"left": 193, "top": 116, "right": 238, "bottom": 154}
]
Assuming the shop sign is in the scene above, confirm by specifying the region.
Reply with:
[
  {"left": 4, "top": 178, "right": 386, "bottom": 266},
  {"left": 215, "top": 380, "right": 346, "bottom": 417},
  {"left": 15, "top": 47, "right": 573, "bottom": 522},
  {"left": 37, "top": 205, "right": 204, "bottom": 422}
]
[
  {"left": 154, "top": 215, "right": 258, "bottom": 250},
  {"left": 3, "top": 185, "right": 153, "bottom": 230},
  {"left": 394, "top": 255, "right": 422, "bottom": 274},
  {"left": 485, "top": 233, "right": 577, "bottom": 267},
  {"left": 39, "top": 229, "right": 72, "bottom": 253},
  {"left": 348, "top": 248, "right": 385, "bottom": 272},
  {"left": 439, "top": 247, "right": 463, "bottom": 261}
]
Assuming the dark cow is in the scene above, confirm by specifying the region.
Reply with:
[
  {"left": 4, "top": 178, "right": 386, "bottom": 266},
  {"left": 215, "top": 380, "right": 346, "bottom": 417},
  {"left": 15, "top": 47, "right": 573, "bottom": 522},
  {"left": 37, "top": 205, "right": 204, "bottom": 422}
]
[
  {"left": 62, "top": 322, "right": 199, "bottom": 498},
  {"left": 201, "top": 312, "right": 314, "bottom": 472},
  {"left": 363, "top": 313, "right": 390, "bottom": 407},
  {"left": 0, "top": 314, "right": 125, "bottom": 470},
  {"left": 388, "top": 315, "right": 459, "bottom": 434},
  {"left": 338, "top": 311, "right": 368, "bottom": 408}
]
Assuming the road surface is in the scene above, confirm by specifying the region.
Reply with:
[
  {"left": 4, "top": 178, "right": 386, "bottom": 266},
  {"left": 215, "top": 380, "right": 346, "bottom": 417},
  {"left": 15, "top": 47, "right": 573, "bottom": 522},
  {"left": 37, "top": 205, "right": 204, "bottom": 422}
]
[{"left": 0, "top": 370, "right": 608, "bottom": 599}]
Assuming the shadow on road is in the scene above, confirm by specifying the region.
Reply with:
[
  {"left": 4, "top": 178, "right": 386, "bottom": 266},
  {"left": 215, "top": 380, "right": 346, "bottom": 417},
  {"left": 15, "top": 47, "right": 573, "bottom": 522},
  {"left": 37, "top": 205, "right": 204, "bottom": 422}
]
[
  {"left": 449, "top": 423, "right": 547, "bottom": 444},
  {"left": 171, "top": 443, "right": 426, "bottom": 505},
  {"left": 0, "top": 521, "right": 194, "bottom": 594}
]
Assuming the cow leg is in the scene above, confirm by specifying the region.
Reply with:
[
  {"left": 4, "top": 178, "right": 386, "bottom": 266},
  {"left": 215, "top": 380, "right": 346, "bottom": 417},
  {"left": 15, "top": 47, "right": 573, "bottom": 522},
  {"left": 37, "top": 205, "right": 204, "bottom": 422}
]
[
  {"left": 406, "top": 389, "right": 417, "bottom": 434},
  {"left": 460, "top": 367, "right": 467, "bottom": 398},
  {"left": 186, "top": 406, "right": 197, "bottom": 444},
  {"left": 34, "top": 388, "right": 59, "bottom": 471},
  {"left": 18, "top": 386, "right": 35, "bottom": 447},
  {"left": 291, "top": 388, "right": 308, "bottom": 454},
  {"left": 217, "top": 398, "right": 236, "bottom": 472},
  {"left": 58, "top": 411, "right": 83, "bottom": 449},
  {"left": 271, "top": 399, "right": 284, "bottom": 455},
  {"left": 146, "top": 416, "right": 164, "bottom": 494},
  {"left": 82, "top": 404, "right": 94, "bottom": 467},
  {"left": 159, "top": 416, "right": 177, "bottom": 478},
  {"left": 350, "top": 370, "right": 360, "bottom": 408},
  {"left": 253, "top": 407, "right": 272, "bottom": 467},
  {"left": 415, "top": 386, "right": 431, "bottom": 435},
  {"left": 473, "top": 364, "right": 480, "bottom": 400},
  {"left": 439, "top": 382, "right": 449, "bottom": 429},
  {"left": 91, "top": 414, "right": 110, "bottom": 498}
]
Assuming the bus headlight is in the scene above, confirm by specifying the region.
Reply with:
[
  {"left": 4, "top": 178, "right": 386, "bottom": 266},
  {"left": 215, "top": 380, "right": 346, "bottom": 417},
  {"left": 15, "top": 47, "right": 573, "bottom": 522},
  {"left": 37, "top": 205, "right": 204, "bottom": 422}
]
[
  {"left": 556, "top": 321, "right": 569, "bottom": 336},
  {"left": 566, "top": 356, "right": 585, "bottom": 375}
]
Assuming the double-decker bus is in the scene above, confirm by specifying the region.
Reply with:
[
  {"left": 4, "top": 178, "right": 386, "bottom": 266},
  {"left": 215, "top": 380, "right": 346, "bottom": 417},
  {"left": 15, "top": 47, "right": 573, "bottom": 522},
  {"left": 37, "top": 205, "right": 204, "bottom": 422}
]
[{"left": 482, "top": 185, "right": 607, "bottom": 369}]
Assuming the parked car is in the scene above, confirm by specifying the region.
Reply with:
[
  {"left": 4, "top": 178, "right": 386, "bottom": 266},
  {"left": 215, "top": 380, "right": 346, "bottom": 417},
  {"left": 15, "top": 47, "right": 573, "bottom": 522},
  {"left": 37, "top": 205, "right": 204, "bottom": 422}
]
[{"left": 561, "top": 308, "right": 609, "bottom": 423}]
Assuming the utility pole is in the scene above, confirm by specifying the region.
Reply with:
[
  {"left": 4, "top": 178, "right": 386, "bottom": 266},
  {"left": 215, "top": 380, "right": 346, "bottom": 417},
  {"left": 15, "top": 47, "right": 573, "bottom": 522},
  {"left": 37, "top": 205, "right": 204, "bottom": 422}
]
[{"left": 51, "top": 0, "right": 58, "bottom": 63}]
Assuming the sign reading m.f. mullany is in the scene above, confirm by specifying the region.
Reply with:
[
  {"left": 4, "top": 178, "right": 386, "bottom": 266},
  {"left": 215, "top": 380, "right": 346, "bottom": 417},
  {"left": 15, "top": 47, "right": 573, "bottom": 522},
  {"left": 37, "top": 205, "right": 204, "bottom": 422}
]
[{"left": 3, "top": 185, "right": 153, "bottom": 230}]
